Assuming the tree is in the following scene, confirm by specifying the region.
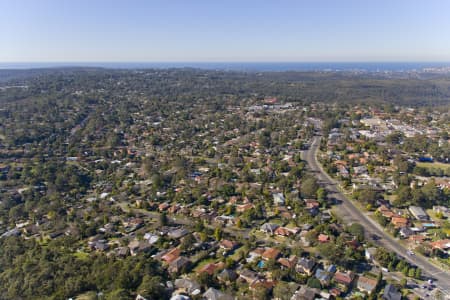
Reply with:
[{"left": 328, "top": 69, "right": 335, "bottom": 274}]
[
  {"left": 414, "top": 268, "right": 421, "bottom": 279},
  {"left": 317, "top": 243, "right": 343, "bottom": 264},
  {"left": 317, "top": 187, "right": 327, "bottom": 201},
  {"left": 307, "top": 277, "right": 321, "bottom": 289},
  {"left": 393, "top": 155, "right": 411, "bottom": 173},
  {"left": 393, "top": 186, "right": 412, "bottom": 207},
  {"left": 158, "top": 212, "right": 168, "bottom": 226},
  {"left": 253, "top": 286, "right": 270, "bottom": 300},
  {"left": 400, "top": 278, "right": 407, "bottom": 288},
  {"left": 214, "top": 227, "right": 222, "bottom": 241},
  {"left": 347, "top": 223, "right": 365, "bottom": 242},
  {"left": 136, "top": 275, "right": 167, "bottom": 299},
  {"left": 197, "top": 271, "right": 214, "bottom": 288},
  {"left": 386, "top": 131, "right": 404, "bottom": 145},
  {"left": 301, "top": 178, "right": 319, "bottom": 198},
  {"left": 402, "top": 266, "right": 409, "bottom": 276},
  {"left": 353, "top": 187, "right": 380, "bottom": 206},
  {"left": 273, "top": 282, "right": 297, "bottom": 300},
  {"left": 180, "top": 234, "right": 196, "bottom": 251},
  {"left": 421, "top": 179, "right": 442, "bottom": 207},
  {"left": 105, "top": 289, "right": 131, "bottom": 300}
]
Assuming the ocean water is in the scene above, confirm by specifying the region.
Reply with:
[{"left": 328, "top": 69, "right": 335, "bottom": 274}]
[{"left": 1, "top": 61, "right": 450, "bottom": 72}]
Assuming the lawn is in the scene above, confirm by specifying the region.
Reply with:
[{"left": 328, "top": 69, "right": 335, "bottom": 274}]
[
  {"left": 73, "top": 251, "right": 90, "bottom": 261},
  {"left": 416, "top": 161, "right": 450, "bottom": 174},
  {"left": 192, "top": 257, "right": 217, "bottom": 272},
  {"left": 228, "top": 247, "right": 245, "bottom": 261}
]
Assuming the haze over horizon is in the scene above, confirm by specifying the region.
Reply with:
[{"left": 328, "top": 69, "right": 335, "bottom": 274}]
[{"left": 1, "top": 0, "right": 450, "bottom": 63}]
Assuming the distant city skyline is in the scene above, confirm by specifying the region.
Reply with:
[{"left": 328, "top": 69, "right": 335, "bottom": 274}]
[{"left": 1, "top": 0, "right": 450, "bottom": 62}]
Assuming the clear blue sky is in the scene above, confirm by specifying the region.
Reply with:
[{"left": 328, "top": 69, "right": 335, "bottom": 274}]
[{"left": 1, "top": 0, "right": 450, "bottom": 62}]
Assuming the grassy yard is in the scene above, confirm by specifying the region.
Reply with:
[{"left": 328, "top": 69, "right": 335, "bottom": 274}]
[
  {"left": 228, "top": 247, "right": 245, "bottom": 261},
  {"left": 192, "top": 257, "right": 217, "bottom": 272},
  {"left": 73, "top": 251, "right": 90, "bottom": 261},
  {"left": 416, "top": 161, "right": 450, "bottom": 170}
]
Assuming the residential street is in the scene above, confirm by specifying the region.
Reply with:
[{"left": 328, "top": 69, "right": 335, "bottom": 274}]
[{"left": 302, "top": 135, "right": 450, "bottom": 297}]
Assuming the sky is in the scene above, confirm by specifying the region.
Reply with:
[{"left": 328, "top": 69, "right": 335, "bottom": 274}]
[{"left": 1, "top": 0, "right": 450, "bottom": 62}]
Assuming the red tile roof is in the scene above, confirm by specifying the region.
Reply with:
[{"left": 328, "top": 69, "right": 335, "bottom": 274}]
[
  {"left": 197, "top": 262, "right": 225, "bottom": 275},
  {"left": 277, "top": 256, "right": 297, "bottom": 268},
  {"left": 161, "top": 248, "right": 181, "bottom": 264},
  {"left": 219, "top": 239, "right": 238, "bottom": 250},
  {"left": 334, "top": 271, "right": 354, "bottom": 286},
  {"left": 262, "top": 248, "right": 281, "bottom": 260},
  {"left": 318, "top": 234, "right": 330, "bottom": 243}
]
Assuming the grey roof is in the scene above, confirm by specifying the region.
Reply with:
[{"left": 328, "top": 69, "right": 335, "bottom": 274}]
[
  {"left": 297, "top": 257, "right": 316, "bottom": 271},
  {"left": 315, "top": 268, "right": 331, "bottom": 282},
  {"left": 238, "top": 269, "right": 259, "bottom": 282},
  {"left": 168, "top": 228, "right": 189, "bottom": 239},
  {"left": 170, "top": 256, "right": 190, "bottom": 269},
  {"left": 383, "top": 284, "right": 401, "bottom": 300},
  {"left": 217, "top": 269, "right": 237, "bottom": 282},
  {"left": 291, "top": 285, "right": 317, "bottom": 300},
  {"left": 399, "top": 227, "right": 414, "bottom": 237},
  {"left": 409, "top": 206, "right": 428, "bottom": 220},
  {"left": 174, "top": 278, "right": 200, "bottom": 294},
  {"left": 302, "top": 224, "right": 313, "bottom": 230},
  {"left": 203, "top": 287, "right": 234, "bottom": 300},
  {"left": 260, "top": 223, "right": 279, "bottom": 233}
]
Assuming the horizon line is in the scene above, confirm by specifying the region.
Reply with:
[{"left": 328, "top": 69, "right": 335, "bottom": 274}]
[{"left": 2, "top": 60, "right": 450, "bottom": 64}]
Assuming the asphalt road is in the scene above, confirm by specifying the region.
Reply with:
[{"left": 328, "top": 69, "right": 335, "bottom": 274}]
[{"left": 302, "top": 136, "right": 450, "bottom": 296}]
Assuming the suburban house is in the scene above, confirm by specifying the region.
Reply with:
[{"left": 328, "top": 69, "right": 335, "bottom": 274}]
[
  {"left": 377, "top": 205, "right": 395, "bottom": 218},
  {"left": 399, "top": 227, "right": 414, "bottom": 239},
  {"left": 291, "top": 285, "right": 318, "bottom": 300},
  {"left": 391, "top": 216, "right": 408, "bottom": 228},
  {"left": 217, "top": 269, "right": 238, "bottom": 284},
  {"left": 203, "top": 287, "right": 234, "bottom": 300},
  {"left": 262, "top": 247, "right": 281, "bottom": 261},
  {"left": 304, "top": 199, "right": 320, "bottom": 209},
  {"left": 168, "top": 228, "right": 189, "bottom": 239},
  {"left": 315, "top": 268, "right": 332, "bottom": 287},
  {"left": 197, "top": 262, "right": 225, "bottom": 275},
  {"left": 296, "top": 257, "right": 317, "bottom": 275},
  {"left": 174, "top": 278, "right": 201, "bottom": 296},
  {"left": 430, "top": 239, "right": 450, "bottom": 255},
  {"left": 273, "top": 193, "right": 285, "bottom": 205},
  {"left": 365, "top": 247, "right": 377, "bottom": 262},
  {"left": 219, "top": 239, "right": 239, "bottom": 252},
  {"left": 333, "top": 270, "right": 354, "bottom": 288},
  {"left": 382, "top": 284, "right": 402, "bottom": 300},
  {"left": 318, "top": 234, "right": 330, "bottom": 243},
  {"left": 128, "top": 240, "right": 152, "bottom": 256},
  {"left": 274, "top": 226, "right": 295, "bottom": 237},
  {"left": 168, "top": 256, "right": 191, "bottom": 274},
  {"left": 277, "top": 255, "right": 298, "bottom": 269},
  {"left": 238, "top": 269, "right": 259, "bottom": 284},
  {"left": 260, "top": 223, "right": 279, "bottom": 234},
  {"left": 356, "top": 275, "right": 378, "bottom": 294},
  {"left": 236, "top": 203, "right": 254, "bottom": 213},
  {"left": 161, "top": 248, "right": 181, "bottom": 264},
  {"left": 408, "top": 206, "right": 429, "bottom": 220}
]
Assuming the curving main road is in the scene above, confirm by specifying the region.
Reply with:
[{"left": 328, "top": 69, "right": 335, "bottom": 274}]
[{"left": 302, "top": 136, "right": 450, "bottom": 296}]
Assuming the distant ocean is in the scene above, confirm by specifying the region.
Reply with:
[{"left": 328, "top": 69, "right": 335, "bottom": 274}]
[{"left": 1, "top": 62, "right": 450, "bottom": 72}]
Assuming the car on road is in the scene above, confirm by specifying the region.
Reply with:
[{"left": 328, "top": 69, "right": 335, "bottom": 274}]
[{"left": 371, "top": 234, "right": 380, "bottom": 240}]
